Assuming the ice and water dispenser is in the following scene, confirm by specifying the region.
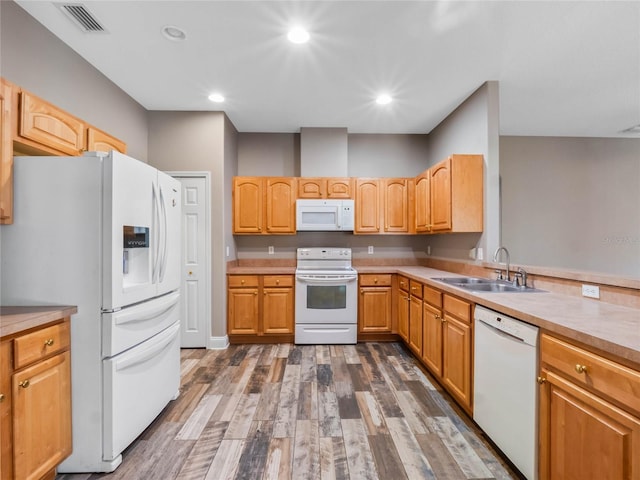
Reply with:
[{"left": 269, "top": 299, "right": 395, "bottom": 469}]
[{"left": 123, "top": 226, "right": 150, "bottom": 286}]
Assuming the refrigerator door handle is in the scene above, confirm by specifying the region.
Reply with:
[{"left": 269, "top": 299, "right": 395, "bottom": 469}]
[
  {"left": 113, "top": 322, "right": 179, "bottom": 371},
  {"left": 158, "top": 185, "right": 168, "bottom": 283},
  {"left": 151, "top": 182, "right": 161, "bottom": 284}
]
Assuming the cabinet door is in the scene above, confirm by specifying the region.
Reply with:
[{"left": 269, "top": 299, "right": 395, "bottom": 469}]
[
  {"left": 265, "top": 177, "right": 296, "bottom": 234},
  {"left": 87, "top": 126, "right": 127, "bottom": 154},
  {"left": 298, "top": 178, "right": 325, "bottom": 198},
  {"left": 414, "top": 170, "right": 430, "bottom": 233},
  {"left": 1, "top": 341, "right": 12, "bottom": 480},
  {"left": 233, "top": 177, "right": 263, "bottom": 233},
  {"left": 0, "top": 80, "right": 12, "bottom": 224},
  {"left": 13, "top": 351, "right": 72, "bottom": 480},
  {"left": 383, "top": 178, "right": 409, "bottom": 233},
  {"left": 263, "top": 287, "right": 294, "bottom": 334},
  {"left": 539, "top": 370, "right": 640, "bottom": 480},
  {"left": 397, "top": 289, "right": 409, "bottom": 341},
  {"left": 327, "top": 178, "right": 353, "bottom": 198},
  {"left": 408, "top": 294, "right": 423, "bottom": 356},
  {"left": 19, "top": 91, "right": 85, "bottom": 156},
  {"left": 430, "top": 157, "right": 452, "bottom": 232},
  {"left": 359, "top": 286, "right": 392, "bottom": 333},
  {"left": 422, "top": 302, "right": 443, "bottom": 377},
  {"left": 355, "top": 179, "right": 380, "bottom": 233},
  {"left": 442, "top": 315, "right": 472, "bottom": 411},
  {"left": 228, "top": 287, "right": 259, "bottom": 334}
]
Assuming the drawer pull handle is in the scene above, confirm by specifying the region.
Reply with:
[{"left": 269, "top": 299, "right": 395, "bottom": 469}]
[
  {"left": 575, "top": 364, "right": 588, "bottom": 374},
  {"left": 44, "top": 338, "right": 54, "bottom": 347},
  {"left": 537, "top": 376, "right": 547, "bottom": 384},
  {"left": 19, "top": 380, "right": 30, "bottom": 389}
]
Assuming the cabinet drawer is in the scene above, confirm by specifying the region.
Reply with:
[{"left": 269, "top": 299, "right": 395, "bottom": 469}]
[
  {"left": 228, "top": 275, "right": 259, "bottom": 288},
  {"left": 360, "top": 274, "right": 392, "bottom": 287},
  {"left": 423, "top": 286, "right": 442, "bottom": 308},
  {"left": 263, "top": 275, "right": 293, "bottom": 287},
  {"left": 541, "top": 334, "right": 640, "bottom": 414},
  {"left": 13, "top": 321, "right": 70, "bottom": 369},
  {"left": 409, "top": 280, "right": 423, "bottom": 299},
  {"left": 443, "top": 294, "right": 470, "bottom": 323},
  {"left": 397, "top": 275, "right": 409, "bottom": 292}
]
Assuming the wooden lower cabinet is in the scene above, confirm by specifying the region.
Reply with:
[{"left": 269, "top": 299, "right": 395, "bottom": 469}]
[
  {"left": 441, "top": 315, "right": 472, "bottom": 411},
  {"left": 1, "top": 315, "right": 72, "bottom": 480},
  {"left": 539, "top": 333, "right": 640, "bottom": 479},
  {"left": 422, "top": 301, "right": 443, "bottom": 377},
  {"left": 227, "top": 274, "right": 294, "bottom": 339},
  {"left": 358, "top": 274, "right": 392, "bottom": 334},
  {"left": 407, "top": 280, "right": 423, "bottom": 356},
  {"left": 397, "top": 276, "right": 409, "bottom": 342}
]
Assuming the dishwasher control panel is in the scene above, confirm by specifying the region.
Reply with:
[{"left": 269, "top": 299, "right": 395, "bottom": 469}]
[{"left": 474, "top": 305, "right": 539, "bottom": 346}]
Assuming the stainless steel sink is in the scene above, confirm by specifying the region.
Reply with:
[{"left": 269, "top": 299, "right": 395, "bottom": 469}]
[{"left": 432, "top": 277, "right": 545, "bottom": 293}]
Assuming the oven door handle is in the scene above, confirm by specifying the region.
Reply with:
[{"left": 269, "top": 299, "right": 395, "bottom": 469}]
[{"left": 296, "top": 275, "right": 358, "bottom": 284}]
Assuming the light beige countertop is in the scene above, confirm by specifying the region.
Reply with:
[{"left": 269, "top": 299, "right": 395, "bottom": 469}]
[
  {"left": 0, "top": 305, "right": 78, "bottom": 338},
  {"left": 356, "top": 265, "right": 640, "bottom": 366}
]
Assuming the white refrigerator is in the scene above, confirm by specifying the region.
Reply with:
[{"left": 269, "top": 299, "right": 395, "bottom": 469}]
[{"left": 1, "top": 151, "right": 182, "bottom": 473}]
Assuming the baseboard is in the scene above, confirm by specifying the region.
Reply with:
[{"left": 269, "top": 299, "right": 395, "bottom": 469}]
[{"left": 208, "top": 335, "right": 230, "bottom": 349}]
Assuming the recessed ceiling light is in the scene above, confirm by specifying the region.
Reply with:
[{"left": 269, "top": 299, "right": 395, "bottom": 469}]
[
  {"left": 376, "top": 94, "right": 393, "bottom": 105},
  {"left": 162, "top": 25, "right": 186, "bottom": 41},
  {"left": 287, "top": 27, "right": 310, "bottom": 44},
  {"left": 208, "top": 93, "right": 225, "bottom": 103}
]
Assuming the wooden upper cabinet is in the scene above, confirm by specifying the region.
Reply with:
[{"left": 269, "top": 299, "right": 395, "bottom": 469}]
[
  {"left": 233, "top": 177, "right": 263, "bottom": 233},
  {"left": 265, "top": 177, "right": 296, "bottom": 234},
  {"left": 86, "top": 126, "right": 126, "bottom": 154},
  {"left": 354, "top": 178, "right": 380, "bottom": 233},
  {"left": 430, "top": 154, "right": 483, "bottom": 233},
  {"left": 18, "top": 90, "right": 86, "bottom": 156},
  {"left": 0, "top": 79, "right": 13, "bottom": 224},
  {"left": 414, "top": 169, "right": 430, "bottom": 233},
  {"left": 430, "top": 157, "right": 452, "bottom": 231},
  {"left": 233, "top": 176, "right": 296, "bottom": 234},
  {"left": 383, "top": 178, "right": 409, "bottom": 233},
  {"left": 298, "top": 177, "right": 353, "bottom": 199}
]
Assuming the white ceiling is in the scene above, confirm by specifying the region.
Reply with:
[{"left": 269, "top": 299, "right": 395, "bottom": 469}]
[{"left": 15, "top": 1, "right": 640, "bottom": 137}]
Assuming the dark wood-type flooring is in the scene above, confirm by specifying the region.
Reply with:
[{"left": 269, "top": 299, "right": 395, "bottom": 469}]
[{"left": 57, "top": 343, "right": 522, "bottom": 480}]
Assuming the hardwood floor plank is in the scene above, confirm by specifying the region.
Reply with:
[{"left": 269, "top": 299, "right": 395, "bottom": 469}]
[
  {"left": 175, "top": 421, "right": 228, "bottom": 480},
  {"left": 175, "top": 394, "right": 222, "bottom": 440},
  {"left": 403, "top": 380, "right": 445, "bottom": 417},
  {"left": 357, "top": 344, "right": 385, "bottom": 383},
  {"left": 224, "top": 393, "right": 261, "bottom": 439},
  {"left": 415, "top": 432, "right": 467, "bottom": 480},
  {"left": 206, "top": 365, "right": 235, "bottom": 395},
  {"left": 244, "top": 365, "right": 271, "bottom": 394},
  {"left": 297, "top": 381, "right": 318, "bottom": 420},
  {"left": 300, "top": 345, "right": 317, "bottom": 382},
  {"left": 428, "top": 416, "right": 494, "bottom": 479},
  {"left": 315, "top": 344, "right": 331, "bottom": 365},
  {"left": 229, "top": 345, "right": 249, "bottom": 366},
  {"left": 335, "top": 380, "right": 362, "bottom": 420},
  {"left": 211, "top": 393, "right": 241, "bottom": 422},
  {"left": 292, "top": 419, "right": 320, "bottom": 480},
  {"left": 395, "top": 390, "right": 429, "bottom": 435},
  {"left": 318, "top": 391, "right": 342, "bottom": 437},
  {"left": 330, "top": 345, "right": 344, "bottom": 358},
  {"left": 273, "top": 364, "right": 301, "bottom": 438},
  {"left": 231, "top": 355, "right": 259, "bottom": 394},
  {"left": 370, "top": 381, "right": 403, "bottom": 418},
  {"left": 254, "top": 382, "right": 282, "bottom": 421},
  {"left": 165, "top": 383, "right": 210, "bottom": 423},
  {"left": 341, "top": 419, "right": 379, "bottom": 480},
  {"left": 316, "top": 363, "right": 334, "bottom": 392},
  {"left": 368, "top": 433, "right": 409, "bottom": 480},
  {"left": 319, "top": 437, "right": 350, "bottom": 480},
  {"left": 180, "top": 358, "right": 199, "bottom": 379},
  {"left": 343, "top": 344, "right": 361, "bottom": 364},
  {"left": 355, "top": 391, "right": 387, "bottom": 435},
  {"left": 330, "top": 354, "right": 352, "bottom": 383},
  {"left": 287, "top": 345, "right": 302, "bottom": 365},
  {"left": 386, "top": 417, "right": 435, "bottom": 479},
  {"left": 234, "top": 421, "right": 273, "bottom": 480},
  {"left": 275, "top": 343, "right": 291, "bottom": 358},
  {"left": 262, "top": 437, "right": 293, "bottom": 480},
  {"left": 268, "top": 356, "right": 287, "bottom": 383},
  {"left": 347, "top": 363, "right": 372, "bottom": 392},
  {"left": 257, "top": 344, "right": 277, "bottom": 366},
  {"left": 204, "top": 439, "right": 244, "bottom": 480}
]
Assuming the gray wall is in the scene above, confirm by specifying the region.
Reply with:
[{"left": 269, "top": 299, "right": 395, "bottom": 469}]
[
  {"left": 348, "top": 134, "right": 429, "bottom": 177},
  {"left": 0, "top": 1, "right": 149, "bottom": 160},
  {"left": 148, "top": 111, "right": 236, "bottom": 339},
  {"left": 426, "top": 82, "right": 500, "bottom": 262},
  {"left": 237, "top": 133, "right": 299, "bottom": 176},
  {"left": 501, "top": 136, "right": 640, "bottom": 278}
]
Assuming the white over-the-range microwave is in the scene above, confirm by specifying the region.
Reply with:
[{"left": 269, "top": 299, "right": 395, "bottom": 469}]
[{"left": 296, "top": 199, "right": 354, "bottom": 231}]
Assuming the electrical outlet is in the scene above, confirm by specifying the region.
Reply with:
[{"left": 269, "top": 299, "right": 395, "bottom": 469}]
[
  {"left": 582, "top": 284, "right": 600, "bottom": 299},
  {"left": 468, "top": 248, "right": 476, "bottom": 259},
  {"left": 476, "top": 248, "right": 483, "bottom": 260},
  {"left": 268, "top": 246, "right": 274, "bottom": 255},
  {"left": 427, "top": 245, "right": 431, "bottom": 255},
  {"left": 367, "top": 245, "right": 374, "bottom": 255},
  {"left": 226, "top": 246, "right": 230, "bottom": 257}
]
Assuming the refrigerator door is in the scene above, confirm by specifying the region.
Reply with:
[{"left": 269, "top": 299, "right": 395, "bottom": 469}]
[
  {"left": 103, "top": 152, "right": 159, "bottom": 310},
  {"left": 156, "top": 171, "right": 182, "bottom": 296}
]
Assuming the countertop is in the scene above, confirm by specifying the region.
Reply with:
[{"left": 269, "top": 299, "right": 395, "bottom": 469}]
[
  {"left": 0, "top": 305, "right": 78, "bottom": 338},
  {"left": 356, "top": 265, "right": 640, "bottom": 366}
]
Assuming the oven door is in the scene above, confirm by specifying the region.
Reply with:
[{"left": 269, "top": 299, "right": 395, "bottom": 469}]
[{"left": 295, "top": 273, "right": 358, "bottom": 324}]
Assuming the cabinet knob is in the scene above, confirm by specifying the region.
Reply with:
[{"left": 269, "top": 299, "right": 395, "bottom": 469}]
[
  {"left": 276, "top": 279, "right": 280, "bottom": 285},
  {"left": 241, "top": 280, "right": 245, "bottom": 285},
  {"left": 537, "top": 376, "right": 547, "bottom": 384},
  {"left": 19, "top": 380, "right": 30, "bottom": 389},
  {"left": 374, "top": 278, "right": 378, "bottom": 284},
  {"left": 575, "top": 364, "right": 588, "bottom": 374},
  {"left": 254, "top": 291, "right": 258, "bottom": 296},
  {"left": 44, "top": 338, "right": 54, "bottom": 347},
  {"left": 0, "top": 393, "right": 4, "bottom": 402},
  {"left": 361, "top": 289, "right": 364, "bottom": 294}
]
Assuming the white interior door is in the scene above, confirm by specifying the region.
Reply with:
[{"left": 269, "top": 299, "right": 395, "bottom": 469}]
[{"left": 174, "top": 175, "right": 209, "bottom": 347}]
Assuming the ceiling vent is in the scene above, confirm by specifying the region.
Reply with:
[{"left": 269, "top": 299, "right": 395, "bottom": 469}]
[{"left": 56, "top": 3, "right": 107, "bottom": 33}]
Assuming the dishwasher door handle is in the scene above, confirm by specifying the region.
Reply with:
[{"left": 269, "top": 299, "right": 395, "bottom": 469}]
[{"left": 476, "top": 318, "right": 526, "bottom": 343}]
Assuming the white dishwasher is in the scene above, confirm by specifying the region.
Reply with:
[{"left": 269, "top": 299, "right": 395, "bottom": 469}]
[{"left": 473, "top": 305, "right": 539, "bottom": 480}]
